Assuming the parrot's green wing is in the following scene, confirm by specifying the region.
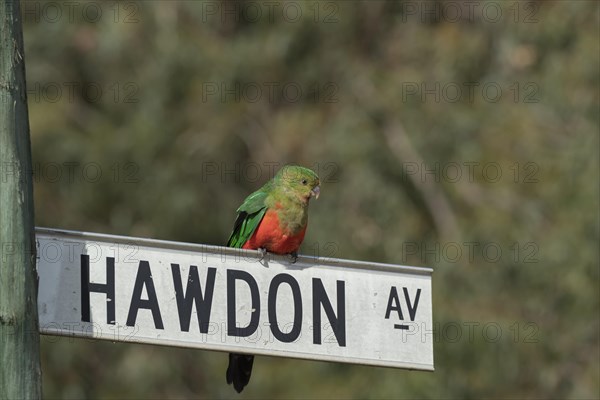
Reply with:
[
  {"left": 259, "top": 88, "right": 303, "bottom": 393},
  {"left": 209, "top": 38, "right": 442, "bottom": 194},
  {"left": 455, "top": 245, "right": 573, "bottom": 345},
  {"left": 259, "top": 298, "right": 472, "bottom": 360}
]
[{"left": 227, "top": 189, "right": 269, "bottom": 248}]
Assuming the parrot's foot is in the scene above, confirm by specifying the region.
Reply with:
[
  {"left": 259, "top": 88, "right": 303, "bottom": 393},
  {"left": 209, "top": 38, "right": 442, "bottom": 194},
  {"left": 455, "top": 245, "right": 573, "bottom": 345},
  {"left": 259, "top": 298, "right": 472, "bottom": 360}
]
[
  {"left": 289, "top": 251, "right": 298, "bottom": 264},
  {"left": 258, "top": 248, "right": 267, "bottom": 262}
]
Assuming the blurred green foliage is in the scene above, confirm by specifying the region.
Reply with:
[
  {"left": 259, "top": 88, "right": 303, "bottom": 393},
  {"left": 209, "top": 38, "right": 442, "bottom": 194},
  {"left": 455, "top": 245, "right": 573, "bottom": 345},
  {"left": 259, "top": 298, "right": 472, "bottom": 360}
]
[{"left": 18, "top": 0, "right": 599, "bottom": 398}]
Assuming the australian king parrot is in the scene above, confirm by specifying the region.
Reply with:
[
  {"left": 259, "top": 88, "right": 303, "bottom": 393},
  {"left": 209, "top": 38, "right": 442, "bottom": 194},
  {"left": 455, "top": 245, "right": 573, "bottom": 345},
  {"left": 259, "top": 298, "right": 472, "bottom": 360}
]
[{"left": 225, "top": 165, "right": 321, "bottom": 393}]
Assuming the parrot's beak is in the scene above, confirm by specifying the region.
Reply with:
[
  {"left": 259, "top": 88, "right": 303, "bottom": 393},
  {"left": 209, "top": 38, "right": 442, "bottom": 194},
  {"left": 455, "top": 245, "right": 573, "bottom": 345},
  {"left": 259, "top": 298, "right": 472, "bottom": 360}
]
[{"left": 310, "top": 185, "right": 320, "bottom": 200}]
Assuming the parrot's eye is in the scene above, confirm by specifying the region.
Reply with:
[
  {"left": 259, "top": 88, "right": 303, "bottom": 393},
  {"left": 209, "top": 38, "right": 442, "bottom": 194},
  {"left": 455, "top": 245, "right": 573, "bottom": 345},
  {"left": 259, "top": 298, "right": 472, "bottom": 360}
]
[{"left": 301, "top": 179, "right": 308, "bottom": 185}]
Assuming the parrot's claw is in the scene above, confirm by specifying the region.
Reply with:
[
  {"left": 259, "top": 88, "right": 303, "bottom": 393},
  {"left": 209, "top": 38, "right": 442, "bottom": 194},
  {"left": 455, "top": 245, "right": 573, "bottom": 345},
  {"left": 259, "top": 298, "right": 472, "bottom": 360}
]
[
  {"left": 289, "top": 251, "right": 298, "bottom": 264},
  {"left": 258, "top": 248, "right": 267, "bottom": 262}
]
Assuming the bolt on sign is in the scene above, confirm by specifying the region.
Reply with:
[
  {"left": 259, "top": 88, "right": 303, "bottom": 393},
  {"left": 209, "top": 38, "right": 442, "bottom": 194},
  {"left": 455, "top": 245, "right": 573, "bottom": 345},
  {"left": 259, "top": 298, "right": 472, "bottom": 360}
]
[{"left": 36, "top": 228, "right": 434, "bottom": 370}]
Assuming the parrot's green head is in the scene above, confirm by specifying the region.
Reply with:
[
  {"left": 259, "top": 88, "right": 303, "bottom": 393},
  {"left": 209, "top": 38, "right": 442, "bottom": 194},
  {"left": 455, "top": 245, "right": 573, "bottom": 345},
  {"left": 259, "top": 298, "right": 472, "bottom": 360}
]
[{"left": 275, "top": 165, "right": 321, "bottom": 203}]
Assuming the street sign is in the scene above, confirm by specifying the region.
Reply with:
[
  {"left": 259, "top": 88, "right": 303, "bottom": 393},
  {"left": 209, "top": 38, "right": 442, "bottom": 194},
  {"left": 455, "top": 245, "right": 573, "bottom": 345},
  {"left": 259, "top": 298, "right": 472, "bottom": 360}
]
[{"left": 36, "top": 227, "right": 434, "bottom": 371}]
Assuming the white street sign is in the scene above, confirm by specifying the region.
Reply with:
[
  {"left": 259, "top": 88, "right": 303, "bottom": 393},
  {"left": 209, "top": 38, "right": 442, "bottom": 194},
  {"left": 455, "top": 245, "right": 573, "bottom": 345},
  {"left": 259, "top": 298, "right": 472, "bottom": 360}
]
[{"left": 36, "top": 228, "right": 434, "bottom": 371}]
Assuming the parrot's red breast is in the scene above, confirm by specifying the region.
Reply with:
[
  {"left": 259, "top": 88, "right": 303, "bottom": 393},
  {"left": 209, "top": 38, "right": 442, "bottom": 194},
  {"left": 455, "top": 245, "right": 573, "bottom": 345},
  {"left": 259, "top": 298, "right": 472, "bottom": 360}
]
[{"left": 242, "top": 209, "right": 307, "bottom": 254}]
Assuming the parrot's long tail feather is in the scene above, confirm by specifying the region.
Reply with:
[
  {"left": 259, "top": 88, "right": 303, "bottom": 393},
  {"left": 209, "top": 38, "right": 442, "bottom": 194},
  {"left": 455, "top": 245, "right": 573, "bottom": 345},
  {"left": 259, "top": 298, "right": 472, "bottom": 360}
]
[{"left": 226, "top": 353, "right": 254, "bottom": 393}]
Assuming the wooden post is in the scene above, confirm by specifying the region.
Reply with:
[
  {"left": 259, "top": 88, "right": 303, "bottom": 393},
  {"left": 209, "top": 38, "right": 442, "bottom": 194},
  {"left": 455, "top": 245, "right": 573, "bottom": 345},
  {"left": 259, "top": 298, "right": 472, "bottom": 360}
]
[{"left": 0, "top": 0, "right": 42, "bottom": 397}]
